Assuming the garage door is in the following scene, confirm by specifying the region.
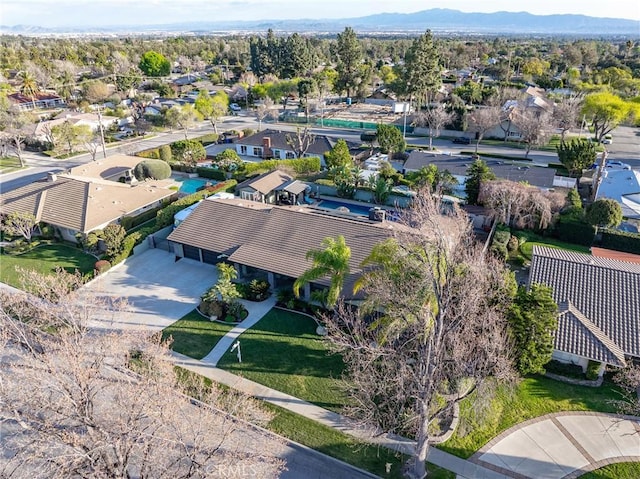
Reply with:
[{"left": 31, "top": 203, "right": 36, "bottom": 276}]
[
  {"left": 183, "top": 245, "right": 200, "bottom": 261},
  {"left": 202, "top": 249, "right": 219, "bottom": 265}
]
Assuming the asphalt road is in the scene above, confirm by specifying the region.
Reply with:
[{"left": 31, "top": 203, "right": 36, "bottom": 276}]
[{"left": 1, "top": 113, "right": 638, "bottom": 194}]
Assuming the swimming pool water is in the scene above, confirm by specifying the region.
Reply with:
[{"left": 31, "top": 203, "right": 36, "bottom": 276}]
[
  {"left": 177, "top": 178, "right": 215, "bottom": 194},
  {"left": 318, "top": 199, "right": 376, "bottom": 217}
]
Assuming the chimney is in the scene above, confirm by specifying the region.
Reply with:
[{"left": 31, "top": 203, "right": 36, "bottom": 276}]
[
  {"left": 368, "top": 207, "right": 385, "bottom": 222},
  {"left": 47, "top": 172, "right": 57, "bottom": 182},
  {"left": 262, "top": 137, "right": 272, "bottom": 158}
]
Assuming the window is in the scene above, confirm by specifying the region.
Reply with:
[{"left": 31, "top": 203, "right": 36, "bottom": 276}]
[
  {"left": 253, "top": 147, "right": 262, "bottom": 156},
  {"left": 239, "top": 145, "right": 247, "bottom": 155},
  {"left": 272, "top": 149, "right": 280, "bottom": 158},
  {"left": 286, "top": 151, "right": 295, "bottom": 159}
]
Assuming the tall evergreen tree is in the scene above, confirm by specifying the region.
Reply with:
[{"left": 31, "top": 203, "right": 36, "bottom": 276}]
[
  {"left": 465, "top": 159, "right": 496, "bottom": 205},
  {"left": 403, "top": 30, "right": 442, "bottom": 108},
  {"left": 335, "top": 27, "right": 362, "bottom": 98}
]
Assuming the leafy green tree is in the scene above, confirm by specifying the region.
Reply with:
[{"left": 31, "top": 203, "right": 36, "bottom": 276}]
[
  {"left": 335, "top": 27, "right": 362, "bottom": 98},
  {"left": 582, "top": 92, "right": 633, "bottom": 142},
  {"left": 102, "top": 223, "right": 127, "bottom": 260},
  {"left": 17, "top": 70, "right": 39, "bottom": 108},
  {"left": 194, "top": 90, "right": 228, "bottom": 134},
  {"left": 567, "top": 188, "right": 582, "bottom": 209},
  {"left": 375, "top": 124, "right": 405, "bottom": 157},
  {"left": 369, "top": 176, "right": 393, "bottom": 205},
  {"left": 213, "top": 148, "right": 243, "bottom": 173},
  {"left": 556, "top": 138, "right": 597, "bottom": 177},
  {"left": 586, "top": 198, "right": 623, "bottom": 229},
  {"left": 165, "top": 104, "right": 203, "bottom": 140},
  {"left": 324, "top": 139, "right": 352, "bottom": 169},
  {"left": 465, "top": 159, "right": 496, "bottom": 205},
  {"left": 170, "top": 139, "right": 206, "bottom": 167},
  {"left": 508, "top": 284, "right": 558, "bottom": 375},
  {"left": 138, "top": 51, "right": 170, "bottom": 77},
  {"left": 293, "top": 235, "right": 351, "bottom": 308},
  {"left": 133, "top": 159, "right": 172, "bottom": 181},
  {"left": 51, "top": 121, "right": 92, "bottom": 156},
  {"left": 402, "top": 30, "right": 442, "bottom": 107}
]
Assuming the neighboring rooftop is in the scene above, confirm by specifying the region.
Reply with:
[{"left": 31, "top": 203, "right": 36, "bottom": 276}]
[
  {"left": 529, "top": 246, "right": 640, "bottom": 364},
  {"left": 238, "top": 129, "right": 334, "bottom": 157}
]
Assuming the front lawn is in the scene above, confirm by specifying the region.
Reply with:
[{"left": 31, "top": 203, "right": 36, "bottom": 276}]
[
  {"left": 0, "top": 243, "right": 97, "bottom": 289},
  {"left": 514, "top": 230, "right": 591, "bottom": 261},
  {"left": 217, "top": 308, "right": 349, "bottom": 412},
  {"left": 581, "top": 463, "right": 640, "bottom": 479},
  {"left": 439, "top": 375, "right": 621, "bottom": 458},
  {"left": 0, "top": 156, "right": 24, "bottom": 174},
  {"left": 162, "top": 309, "right": 234, "bottom": 359}
]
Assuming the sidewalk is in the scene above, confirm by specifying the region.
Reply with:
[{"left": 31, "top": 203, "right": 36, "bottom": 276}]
[
  {"left": 171, "top": 352, "right": 509, "bottom": 479},
  {"left": 201, "top": 296, "right": 277, "bottom": 366}
]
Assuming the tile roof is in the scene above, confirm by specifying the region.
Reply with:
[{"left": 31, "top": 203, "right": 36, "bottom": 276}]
[
  {"left": 236, "top": 170, "right": 293, "bottom": 195},
  {"left": 404, "top": 152, "right": 556, "bottom": 189},
  {"left": 1, "top": 155, "right": 176, "bottom": 232},
  {"left": 237, "top": 129, "right": 333, "bottom": 157},
  {"left": 529, "top": 246, "right": 640, "bottom": 363},
  {"left": 167, "top": 198, "right": 396, "bottom": 297}
]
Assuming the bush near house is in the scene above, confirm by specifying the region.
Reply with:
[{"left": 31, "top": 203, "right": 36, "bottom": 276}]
[
  {"left": 599, "top": 229, "right": 640, "bottom": 254},
  {"left": 240, "top": 157, "right": 321, "bottom": 177},
  {"left": 133, "top": 159, "right": 172, "bottom": 180},
  {"left": 196, "top": 167, "right": 226, "bottom": 181}
]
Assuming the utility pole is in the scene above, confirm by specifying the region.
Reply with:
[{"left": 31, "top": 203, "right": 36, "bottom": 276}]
[{"left": 96, "top": 107, "right": 107, "bottom": 159}]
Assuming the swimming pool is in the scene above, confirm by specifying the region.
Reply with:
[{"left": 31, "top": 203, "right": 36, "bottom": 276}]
[
  {"left": 175, "top": 178, "right": 216, "bottom": 195},
  {"left": 317, "top": 199, "right": 376, "bottom": 217}
]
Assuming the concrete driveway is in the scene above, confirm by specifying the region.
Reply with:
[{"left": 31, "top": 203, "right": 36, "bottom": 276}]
[
  {"left": 472, "top": 412, "right": 640, "bottom": 479},
  {"left": 86, "top": 248, "right": 217, "bottom": 331}
]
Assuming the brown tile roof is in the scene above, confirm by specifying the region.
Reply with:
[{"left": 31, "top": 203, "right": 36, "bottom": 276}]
[
  {"left": 68, "top": 154, "right": 142, "bottom": 180},
  {"left": 1, "top": 166, "right": 175, "bottom": 233},
  {"left": 591, "top": 247, "right": 640, "bottom": 265},
  {"left": 529, "top": 246, "right": 640, "bottom": 362},
  {"left": 168, "top": 198, "right": 396, "bottom": 297},
  {"left": 236, "top": 170, "right": 293, "bottom": 195}
]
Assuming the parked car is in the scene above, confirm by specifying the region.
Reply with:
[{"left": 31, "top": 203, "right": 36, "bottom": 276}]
[
  {"left": 229, "top": 103, "right": 241, "bottom": 112},
  {"left": 452, "top": 137, "right": 471, "bottom": 144},
  {"left": 602, "top": 134, "right": 613, "bottom": 145}
]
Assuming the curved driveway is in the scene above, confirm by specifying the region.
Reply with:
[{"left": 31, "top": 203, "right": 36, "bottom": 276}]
[{"left": 472, "top": 412, "right": 640, "bottom": 479}]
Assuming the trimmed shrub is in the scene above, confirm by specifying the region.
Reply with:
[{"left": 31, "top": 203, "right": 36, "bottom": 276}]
[
  {"left": 197, "top": 167, "right": 226, "bottom": 181},
  {"left": 94, "top": 260, "right": 111, "bottom": 274},
  {"left": 586, "top": 360, "right": 601, "bottom": 380},
  {"left": 600, "top": 229, "right": 640, "bottom": 254},
  {"left": 240, "top": 157, "right": 321, "bottom": 177},
  {"left": 554, "top": 216, "right": 595, "bottom": 246},
  {"left": 493, "top": 229, "right": 511, "bottom": 246},
  {"left": 159, "top": 144, "right": 172, "bottom": 162},
  {"left": 39, "top": 224, "right": 55, "bottom": 239},
  {"left": 136, "top": 148, "right": 160, "bottom": 159},
  {"left": 134, "top": 159, "right": 172, "bottom": 181},
  {"left": 110, "top": 231, "right": 141, "bottom": 265},
  {"left": 171, "top": 139, "right": 206, "bottom": 165}
]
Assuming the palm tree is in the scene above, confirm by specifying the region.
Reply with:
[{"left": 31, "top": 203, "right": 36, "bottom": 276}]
[
  {"left": 293, "top": 235, "right": 351, "bottom": 308},
  {"left": 17, "top": 71, "right": 39, "bottom": 110}
]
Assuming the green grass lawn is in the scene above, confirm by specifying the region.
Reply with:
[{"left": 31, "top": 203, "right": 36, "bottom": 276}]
[
  {"left": 439, "top": 375, "right": 621, "bottom": 459},
  {"left": 0, "top": 156, "right": 24, "bottom": 174},
  {"left": 581, "top": 462, "right": 640, "bottom": 479},
  {"left": 515, "top": 230, "right": 591, "bottom": 261},
  {"left": 0, "top": 243, "right": 96, "bottom": 289},
  {"left": 217, "top": 308, "right": 349, "bottom": 412},
  {"left": 162, "top": 309, "right": 234, "bottom": 359}
]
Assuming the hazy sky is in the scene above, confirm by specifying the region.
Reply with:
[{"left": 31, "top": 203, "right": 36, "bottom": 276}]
[{"left": 2, "top": 0, "right": 639, "bottom": 27}]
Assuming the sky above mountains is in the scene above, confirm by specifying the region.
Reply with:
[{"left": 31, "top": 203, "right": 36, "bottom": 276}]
[{"left": 2, "top": 0, "right": 639, "bottom": 27}]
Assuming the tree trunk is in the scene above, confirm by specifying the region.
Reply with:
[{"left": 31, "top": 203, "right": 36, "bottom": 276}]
[{"left": 408, "top": 402, "right": 431, "bottom": 479}]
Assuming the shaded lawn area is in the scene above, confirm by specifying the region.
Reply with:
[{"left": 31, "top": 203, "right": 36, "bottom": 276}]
[
  {"left": 515, "top": 230, "right": 591, "bottom": 261},
  {"left": 439, "top": 375, "right": 622, "bottom": 459},
  {"left": 0, "top": 156, "right": 24, "bottom": 174},
  {"left": 0, "top": 243, "right": 96, "bottom": 289},
  {"left": 265, "top": 403, "right": 455, "bottom": 479},
  {"left": 217, "top": 308, "right": 349, "bottom": 413},
  {"left": 162, "top": 309, "right": 233, "bottom": 359},
  {"left": 581, "top": 462, "right": 640, "bottom": 479}
]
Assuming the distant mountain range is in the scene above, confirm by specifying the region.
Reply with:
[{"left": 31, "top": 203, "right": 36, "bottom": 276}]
[{"left": 2, "top": 8, "right": 639, "bottom": 36}]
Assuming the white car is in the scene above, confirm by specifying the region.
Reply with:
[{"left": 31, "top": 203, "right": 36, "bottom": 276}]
[{"left": 229, "top": 103, "right": 241, "bottom": 112}]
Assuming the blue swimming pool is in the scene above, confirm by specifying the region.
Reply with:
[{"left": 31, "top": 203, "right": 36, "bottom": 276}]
[
  {"left": 176, "top": 178, "right": 216, "bottom": 194},
  {"left": 317, "top": 199, "right": 376, "bottom": 217}
]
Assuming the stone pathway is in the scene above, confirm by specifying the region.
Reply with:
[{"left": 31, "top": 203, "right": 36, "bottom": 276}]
[{"left": 201, "top": 296, "right": 277, "bottom": 366}]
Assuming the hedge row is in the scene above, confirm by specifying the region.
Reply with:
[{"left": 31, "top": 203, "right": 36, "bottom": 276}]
[
  {"left": 196, "top": 167, "right": 227, "bottom": 181},
  {"left": 120, "top": 203, "right": 167, "bottom": 231},
  {"left": 600, "top": 229, "right": 640, "bottom": 254},
  {"left": 241, "top": 157, "right": 321, "bottom": 176},
  {"left": 554, "top": 217, "right": 595, "bottom": 246}
]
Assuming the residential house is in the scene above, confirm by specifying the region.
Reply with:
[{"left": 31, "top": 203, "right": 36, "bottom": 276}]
[
  {"left": 486, "top": 86, "right": 554, "bottom": 140},
  {"left": 235, "top": 129, "right": 334, "bottom": 166},
  {"left": 235, "top": 170, "right": 309, "bottom": 205},
  {"left": 402, "top": 151, "right": 557, "bottom": 199},
  {"left": 0, "top": 154, "right": 176, "bottom": 242},
  {"left": 8, "top": 92, "right": 65, "bottom": 111},
  {"left": 594, "top": 168, "right": 640, "bottom": 219},
  {"left": 167, "top": 198, "right": 397, "bottom": 297},
  {"left": 26, "top": 112, "right": 118, "bottom": 143},
  {"left": 529, "top": 246, "right": 640, "bottom": 375}
]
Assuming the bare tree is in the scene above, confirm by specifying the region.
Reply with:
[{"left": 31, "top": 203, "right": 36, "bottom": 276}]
[
  {"left": 487, "top": 87, "right": 524, "bottom": 142},
  {"left": 512, "top": 108, "right": 551, "bottom": 159},
  {"left": 285, "top": 127, "right": 316, "bottom": 158},
  {"left": 255, "top": 97, "right": 275, "bottom": 131},
  {"left": 479, "top": 179, "right": 564, "bottom": 230},
  {"left": 0, "top": 106, "right": 33, "bottom": 167},
  {"left": 614, "top": 365, "right": 640, "bottom": 417},
  {"left": 0, "top": 269, "right": 285, "bottom": 479},
  {"left": 413, "top": 104, "right": 454, "bottom": 150},
  {"left": 469, "top": 106, "right": 501, "bottom": 153},
  {"left": 165, "top": 104, "right": 203, "bottom": 140},
  {"left": 552, "top": 93, "right": 584, "bottom": 141},
  {"left": 324, "top": 191, "right": 515, "bottom": 479},
  {"left": 1, "top": 212, "right": 39, "bottom": 242}
]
